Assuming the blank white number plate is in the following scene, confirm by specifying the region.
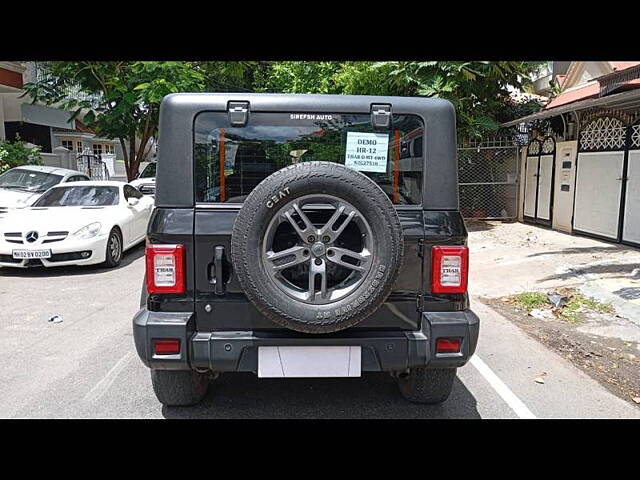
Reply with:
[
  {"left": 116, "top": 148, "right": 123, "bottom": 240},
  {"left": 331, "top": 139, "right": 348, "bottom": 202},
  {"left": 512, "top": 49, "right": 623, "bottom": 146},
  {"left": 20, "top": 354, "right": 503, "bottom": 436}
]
[{"left": 258, "top": 346, "right": 361, "bottom": 378}]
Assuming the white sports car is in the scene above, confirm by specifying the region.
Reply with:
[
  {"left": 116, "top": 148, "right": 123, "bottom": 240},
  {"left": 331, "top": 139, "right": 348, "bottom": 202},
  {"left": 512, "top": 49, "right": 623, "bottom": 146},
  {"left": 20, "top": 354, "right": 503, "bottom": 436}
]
[
  {"left": 0, "top": 181, "right": 153, "bottom": 268},
  {"left": 0, "top": 165, "right": 90, "bottom": 213}
]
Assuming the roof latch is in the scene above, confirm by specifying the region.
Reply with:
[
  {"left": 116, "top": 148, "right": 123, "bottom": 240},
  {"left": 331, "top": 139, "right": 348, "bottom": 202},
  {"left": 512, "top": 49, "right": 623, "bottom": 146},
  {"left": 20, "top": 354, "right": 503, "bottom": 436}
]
[
  {"left": 371, "top": 103, "right": 392, "bottom": 130},
  {"left": 228, "top": 101, "right": 250, "bottom": 127}
]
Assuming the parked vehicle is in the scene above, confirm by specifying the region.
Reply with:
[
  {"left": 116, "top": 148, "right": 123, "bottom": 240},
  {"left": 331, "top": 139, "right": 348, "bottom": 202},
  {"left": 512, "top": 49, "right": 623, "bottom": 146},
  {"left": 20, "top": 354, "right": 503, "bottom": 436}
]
[
  {"left": 130, "top": 161, "right": 156, "bottom": 196},
  {"left": 0, "top": 181, "right": 153, "bottom": 268},
  {"left": 0, "top": 165, "right": 90, "bottom": 213},
  {"left": 133, "top": 93, "right": 479, "bottom": 406}
]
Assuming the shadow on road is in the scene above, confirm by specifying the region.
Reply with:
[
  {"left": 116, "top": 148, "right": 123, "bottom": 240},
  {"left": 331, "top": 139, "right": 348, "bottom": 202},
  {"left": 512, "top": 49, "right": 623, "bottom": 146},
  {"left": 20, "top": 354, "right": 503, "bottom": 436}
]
[
  {"left": 162, "top": 372, "right": 481, "bottom": 419},
  {"left": 527, "top": 246, "right": 632, "bottom": 258},
  {"left": 0, "top": 242, "right": 144, "bottom": 278},
  {"left": 539, "top": 262, "right": 640, "bottom": 282},
  {"left": 464, "top": 220, "right": 505, "bottom": 233}
]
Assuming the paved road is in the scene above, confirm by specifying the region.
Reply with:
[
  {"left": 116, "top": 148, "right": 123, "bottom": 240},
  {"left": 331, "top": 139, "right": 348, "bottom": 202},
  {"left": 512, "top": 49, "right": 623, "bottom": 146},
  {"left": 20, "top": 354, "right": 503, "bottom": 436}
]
[{"left": 1, "top": 244, "right": 639, "bottom": 419}]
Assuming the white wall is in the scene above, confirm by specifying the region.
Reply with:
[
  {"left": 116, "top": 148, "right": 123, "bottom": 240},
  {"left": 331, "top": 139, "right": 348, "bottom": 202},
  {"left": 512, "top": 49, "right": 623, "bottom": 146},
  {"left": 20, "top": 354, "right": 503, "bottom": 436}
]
[
  {"left": 39, "top": 152, "right": 64, "bottom": 168},
  {"left": 1, "top": 93, "right": 23, "bottom": 122},
  {"left": 552, "top": 141, "right": 578, "bottom": 233},
  {"left": 21, "top": 103, "right": 73, "bottom": 129}
]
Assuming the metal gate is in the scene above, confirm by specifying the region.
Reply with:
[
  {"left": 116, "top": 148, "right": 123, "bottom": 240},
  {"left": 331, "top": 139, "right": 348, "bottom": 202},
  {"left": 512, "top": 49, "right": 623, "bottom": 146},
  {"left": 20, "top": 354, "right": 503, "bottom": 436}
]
[
  {"left": 575, "top": 115, "right": 627, "bottom": 241},
  {"left": 574, "top": 113, "right": 639, "bottom": 245},
  {"left": 76, "top": 150, "right": 110, "bottom": 180},
  {"left": 523, "top": 136, "right": 555, "bottom": 225},
  {"left": 458, "top": 138, "right": 520, "bottom": 219},
  {"left": 622, "top": 120, "right": 640, "bottom": 245}
]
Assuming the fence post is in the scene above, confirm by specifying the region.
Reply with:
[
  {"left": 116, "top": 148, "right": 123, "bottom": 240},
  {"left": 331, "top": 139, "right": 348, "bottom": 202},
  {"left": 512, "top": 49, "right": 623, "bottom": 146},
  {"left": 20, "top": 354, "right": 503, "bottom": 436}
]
[{"left": 52, "top": 146, "right": 72, "bottom": 170}]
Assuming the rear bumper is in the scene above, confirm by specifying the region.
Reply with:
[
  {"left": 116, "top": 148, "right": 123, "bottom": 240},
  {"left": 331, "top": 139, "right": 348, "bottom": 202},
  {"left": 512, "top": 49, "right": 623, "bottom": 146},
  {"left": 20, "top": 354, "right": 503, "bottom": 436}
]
[{"left": 133, "top": 309, "right": 479, "bottom": 373}]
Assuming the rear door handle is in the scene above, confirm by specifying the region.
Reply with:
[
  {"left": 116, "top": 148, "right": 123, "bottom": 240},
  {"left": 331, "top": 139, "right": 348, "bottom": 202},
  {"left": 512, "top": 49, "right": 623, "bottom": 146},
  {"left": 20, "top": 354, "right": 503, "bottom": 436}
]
[{"left": 209, "top": 245, "right": 226, "bottom": 295}]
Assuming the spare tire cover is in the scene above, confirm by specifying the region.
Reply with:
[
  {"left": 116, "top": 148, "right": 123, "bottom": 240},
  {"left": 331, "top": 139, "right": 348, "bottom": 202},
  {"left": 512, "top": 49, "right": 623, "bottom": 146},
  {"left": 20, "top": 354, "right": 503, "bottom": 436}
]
[{"left": 231, "top": 161, "right": 404, "bottom": 334}]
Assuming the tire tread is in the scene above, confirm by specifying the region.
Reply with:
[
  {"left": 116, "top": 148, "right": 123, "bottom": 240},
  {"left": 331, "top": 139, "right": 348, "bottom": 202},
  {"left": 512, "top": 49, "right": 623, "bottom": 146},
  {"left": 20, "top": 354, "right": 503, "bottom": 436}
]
[
  {"left": 231, "top": 161, "right": 404, "bottom": 334},
  {"left": 398, "top": 367, "right": 457, "bottom": 404},
  {"left": 151, "top": 370, "right": 209, "bottom": 406}
]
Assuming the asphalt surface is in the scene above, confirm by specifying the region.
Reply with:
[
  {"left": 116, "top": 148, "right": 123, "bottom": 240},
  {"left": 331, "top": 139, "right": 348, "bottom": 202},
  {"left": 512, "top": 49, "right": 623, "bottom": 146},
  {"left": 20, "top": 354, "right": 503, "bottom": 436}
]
[{"left": 1, "top": 243, "right": 639, "bottom": 419}]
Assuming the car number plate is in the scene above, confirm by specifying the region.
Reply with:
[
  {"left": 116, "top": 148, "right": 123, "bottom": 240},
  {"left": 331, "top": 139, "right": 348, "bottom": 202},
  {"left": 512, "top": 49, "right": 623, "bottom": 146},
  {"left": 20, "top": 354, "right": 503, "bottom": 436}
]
[
  {"left": 258, "top": 346, "right": 361, "bottom": 378},
  {"left": 12, "top": 249, "right": 52, "bottom": 259}
]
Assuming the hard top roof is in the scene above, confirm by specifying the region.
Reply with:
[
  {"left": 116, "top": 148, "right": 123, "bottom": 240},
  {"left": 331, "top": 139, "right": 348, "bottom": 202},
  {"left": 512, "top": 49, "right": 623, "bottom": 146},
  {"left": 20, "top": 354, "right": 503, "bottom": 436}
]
[{"left": 156, "top": 92, "right": 459, "bottom": 210}]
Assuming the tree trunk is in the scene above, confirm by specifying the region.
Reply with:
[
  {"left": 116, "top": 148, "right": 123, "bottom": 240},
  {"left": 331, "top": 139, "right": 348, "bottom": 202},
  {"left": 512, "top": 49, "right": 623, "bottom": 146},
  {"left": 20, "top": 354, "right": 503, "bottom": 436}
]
[
  {"left": 125, "top": 114, "right": 154, "bottom": 181},
  {"left": 127, "top": 135, "right": 137, "bottom": 181},
  {"left": 119, "top": 137, "right": 129, "bottom": 180}
]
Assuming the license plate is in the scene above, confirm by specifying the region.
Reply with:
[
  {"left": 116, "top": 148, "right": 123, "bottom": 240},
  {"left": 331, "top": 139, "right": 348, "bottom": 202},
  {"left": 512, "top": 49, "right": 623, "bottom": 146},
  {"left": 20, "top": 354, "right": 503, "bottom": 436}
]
[
  {"left": 258, "top": 346, "right": 361, "bottom": 378},
  {"left": 12, "top": 249, "right": 52, "bottom": 259}
]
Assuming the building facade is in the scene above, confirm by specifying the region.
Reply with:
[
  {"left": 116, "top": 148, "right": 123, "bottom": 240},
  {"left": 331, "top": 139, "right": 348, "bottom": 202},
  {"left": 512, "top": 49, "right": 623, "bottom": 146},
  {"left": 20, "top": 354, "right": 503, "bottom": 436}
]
[
  {"left": 1, "top": 62, "right": 156, "bottom": 179},
  {"left": 505, "top": 61, "right": 640, "bottom": 247}
]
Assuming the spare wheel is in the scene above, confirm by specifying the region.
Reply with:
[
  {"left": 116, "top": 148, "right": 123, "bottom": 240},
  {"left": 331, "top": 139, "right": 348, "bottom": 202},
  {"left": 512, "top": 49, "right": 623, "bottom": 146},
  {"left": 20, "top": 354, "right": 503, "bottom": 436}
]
[{"left": 231, "top": 161, "right": 404, "bottom": 334}]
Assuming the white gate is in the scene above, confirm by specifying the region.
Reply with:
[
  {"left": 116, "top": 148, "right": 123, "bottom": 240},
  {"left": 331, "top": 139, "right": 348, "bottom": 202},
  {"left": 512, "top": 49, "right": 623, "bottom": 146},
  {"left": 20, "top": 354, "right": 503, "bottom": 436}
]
[
  {"left": 622, "top": 123, "right": 640, "bottom": 245},
  {"left": 523, "top": 150, "right": 538, "bottom": 218},
  {"left": 574, "top": 115, "right": 639, "bottom": 244},
  {"left": 537, "top": 153, "right": 554, "bottom": 221},
  {"left": 523, "top": 136, "right": 555, "bottom": 224},
  {"left": 574, "top": 151, "right": 624, "bottom": 239}
]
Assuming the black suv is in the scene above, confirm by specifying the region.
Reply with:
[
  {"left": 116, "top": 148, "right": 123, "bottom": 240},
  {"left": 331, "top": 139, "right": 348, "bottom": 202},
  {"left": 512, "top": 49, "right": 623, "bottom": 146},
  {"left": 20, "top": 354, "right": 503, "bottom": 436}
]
[{"left": 133, "top": 93, "right": 479, "bottom": 406}]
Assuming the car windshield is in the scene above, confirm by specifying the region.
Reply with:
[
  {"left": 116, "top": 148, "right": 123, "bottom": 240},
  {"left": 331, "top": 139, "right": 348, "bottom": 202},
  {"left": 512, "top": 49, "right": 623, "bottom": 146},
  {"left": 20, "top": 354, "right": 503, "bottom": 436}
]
[
  {"left": 33, "top": 186, "right": 120, "bottom": 207},
  {"left": 0, "top": 168, "right": 64, "bottom": 193},
  {"left": 140, "top": 163, "right": 156, "bottom": 178}
]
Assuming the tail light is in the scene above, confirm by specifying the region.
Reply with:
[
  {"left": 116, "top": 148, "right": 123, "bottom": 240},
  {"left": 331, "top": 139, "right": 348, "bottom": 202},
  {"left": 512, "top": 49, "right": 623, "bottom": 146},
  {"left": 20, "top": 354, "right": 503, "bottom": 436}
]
[
  {"left": 436, "top": 338, "right": 462, "bottom": 353},
  {"left": 146, "top": 244, "right": 185, "bottom": 294},
  {"left": 431, "top": 246, "right": 468, "bottom": 294}
]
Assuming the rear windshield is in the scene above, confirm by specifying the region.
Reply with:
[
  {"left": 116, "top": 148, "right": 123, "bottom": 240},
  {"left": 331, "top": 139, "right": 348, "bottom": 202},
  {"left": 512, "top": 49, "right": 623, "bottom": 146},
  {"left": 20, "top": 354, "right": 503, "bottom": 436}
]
[
  {"left": 33, "top": 186, "right": 120, "bottom": 207},
  {"left": 194, "top": 112, "right": 424, "bottom": 205}
]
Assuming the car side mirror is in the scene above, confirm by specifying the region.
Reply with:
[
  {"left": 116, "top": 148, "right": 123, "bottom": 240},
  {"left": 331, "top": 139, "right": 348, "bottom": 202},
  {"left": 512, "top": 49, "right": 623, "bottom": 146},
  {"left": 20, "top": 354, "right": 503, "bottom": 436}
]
[{"left": 128, "top": 197, "right": 139, "bottom": 207}]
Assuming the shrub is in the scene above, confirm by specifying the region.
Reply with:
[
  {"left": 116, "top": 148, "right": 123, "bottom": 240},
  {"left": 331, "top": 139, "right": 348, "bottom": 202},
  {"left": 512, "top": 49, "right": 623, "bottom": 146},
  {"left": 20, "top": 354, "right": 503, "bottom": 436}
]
[{"left": 0, "top": 135, "right": 43, "bottom": 174}]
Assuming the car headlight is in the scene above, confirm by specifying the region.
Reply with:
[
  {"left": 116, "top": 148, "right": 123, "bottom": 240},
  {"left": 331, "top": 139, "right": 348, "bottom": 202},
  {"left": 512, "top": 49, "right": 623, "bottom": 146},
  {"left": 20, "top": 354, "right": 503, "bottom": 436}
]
[{"left": 73, "top": 222, "right": 102, "bottom": 239}]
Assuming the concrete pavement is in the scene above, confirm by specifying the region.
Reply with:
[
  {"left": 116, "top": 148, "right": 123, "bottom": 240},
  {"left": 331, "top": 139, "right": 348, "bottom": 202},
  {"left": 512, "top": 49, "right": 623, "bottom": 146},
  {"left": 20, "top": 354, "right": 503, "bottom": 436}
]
[{"left": 468, "top": 221, "right": 640, "bottom": 345}]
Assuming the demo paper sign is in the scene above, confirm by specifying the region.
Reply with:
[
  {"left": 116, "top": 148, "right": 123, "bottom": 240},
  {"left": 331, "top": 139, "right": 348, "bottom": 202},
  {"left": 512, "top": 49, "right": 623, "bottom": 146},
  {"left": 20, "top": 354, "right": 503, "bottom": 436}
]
[{"left": 344, "top": 132, "right": 389, "bottom": 173}]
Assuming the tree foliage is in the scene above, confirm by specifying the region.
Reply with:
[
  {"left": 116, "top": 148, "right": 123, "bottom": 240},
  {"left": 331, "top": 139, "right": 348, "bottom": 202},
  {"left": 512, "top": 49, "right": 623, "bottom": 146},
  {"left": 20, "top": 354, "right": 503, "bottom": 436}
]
[
  {"left": 260, "top": 61, "right": 544, "bottom": 139},
  {"left": 23, "top": 61, "right": 544, "bottom": 180},
  {"left": 23, "top": 62, "right": 206, "bottom": 180},
  {"left": 197, "top": 61, "right": 271, "bottom": 92},
  {"left": 0, "top": 135, "right": 42, "bottom": 174}
]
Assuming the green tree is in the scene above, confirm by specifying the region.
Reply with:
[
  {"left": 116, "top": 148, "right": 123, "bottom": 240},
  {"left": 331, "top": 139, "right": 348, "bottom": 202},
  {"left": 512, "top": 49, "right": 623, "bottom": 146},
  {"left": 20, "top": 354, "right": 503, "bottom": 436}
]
[
  {"left": 23, "top": 61, "right": 206, "bottom": 180},
  {"left": 23, "top": 61, "right": 544, "bottom": 180},
  {"left": 197, "top": 61, "right": 271, "bottom": 92},
  {"left": 259, "top": 61, "right": 544, "bottom": 140}
]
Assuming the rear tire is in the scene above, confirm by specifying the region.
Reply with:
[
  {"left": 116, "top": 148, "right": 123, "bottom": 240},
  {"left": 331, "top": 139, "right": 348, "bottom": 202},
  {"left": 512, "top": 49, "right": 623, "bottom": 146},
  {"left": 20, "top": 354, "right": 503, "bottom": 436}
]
[
  {"left": 103, "top": 228, "right": 122, "bottom": 268},
  {"left": 151, "top": 369, "right": 209, "bottom": 406},
  {"left": 397, "top": 367, "right": 456, "bottom": 404}
]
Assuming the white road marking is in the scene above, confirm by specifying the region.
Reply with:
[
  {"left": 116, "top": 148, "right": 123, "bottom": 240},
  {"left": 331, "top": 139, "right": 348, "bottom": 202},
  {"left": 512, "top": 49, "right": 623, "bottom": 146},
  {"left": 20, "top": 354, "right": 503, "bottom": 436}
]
[
  {"left": 83, "top": 352, "right": 133, "bottom": 403},
  {"left": 470, "top": 355, "right": 536, "bottom": 419}
]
